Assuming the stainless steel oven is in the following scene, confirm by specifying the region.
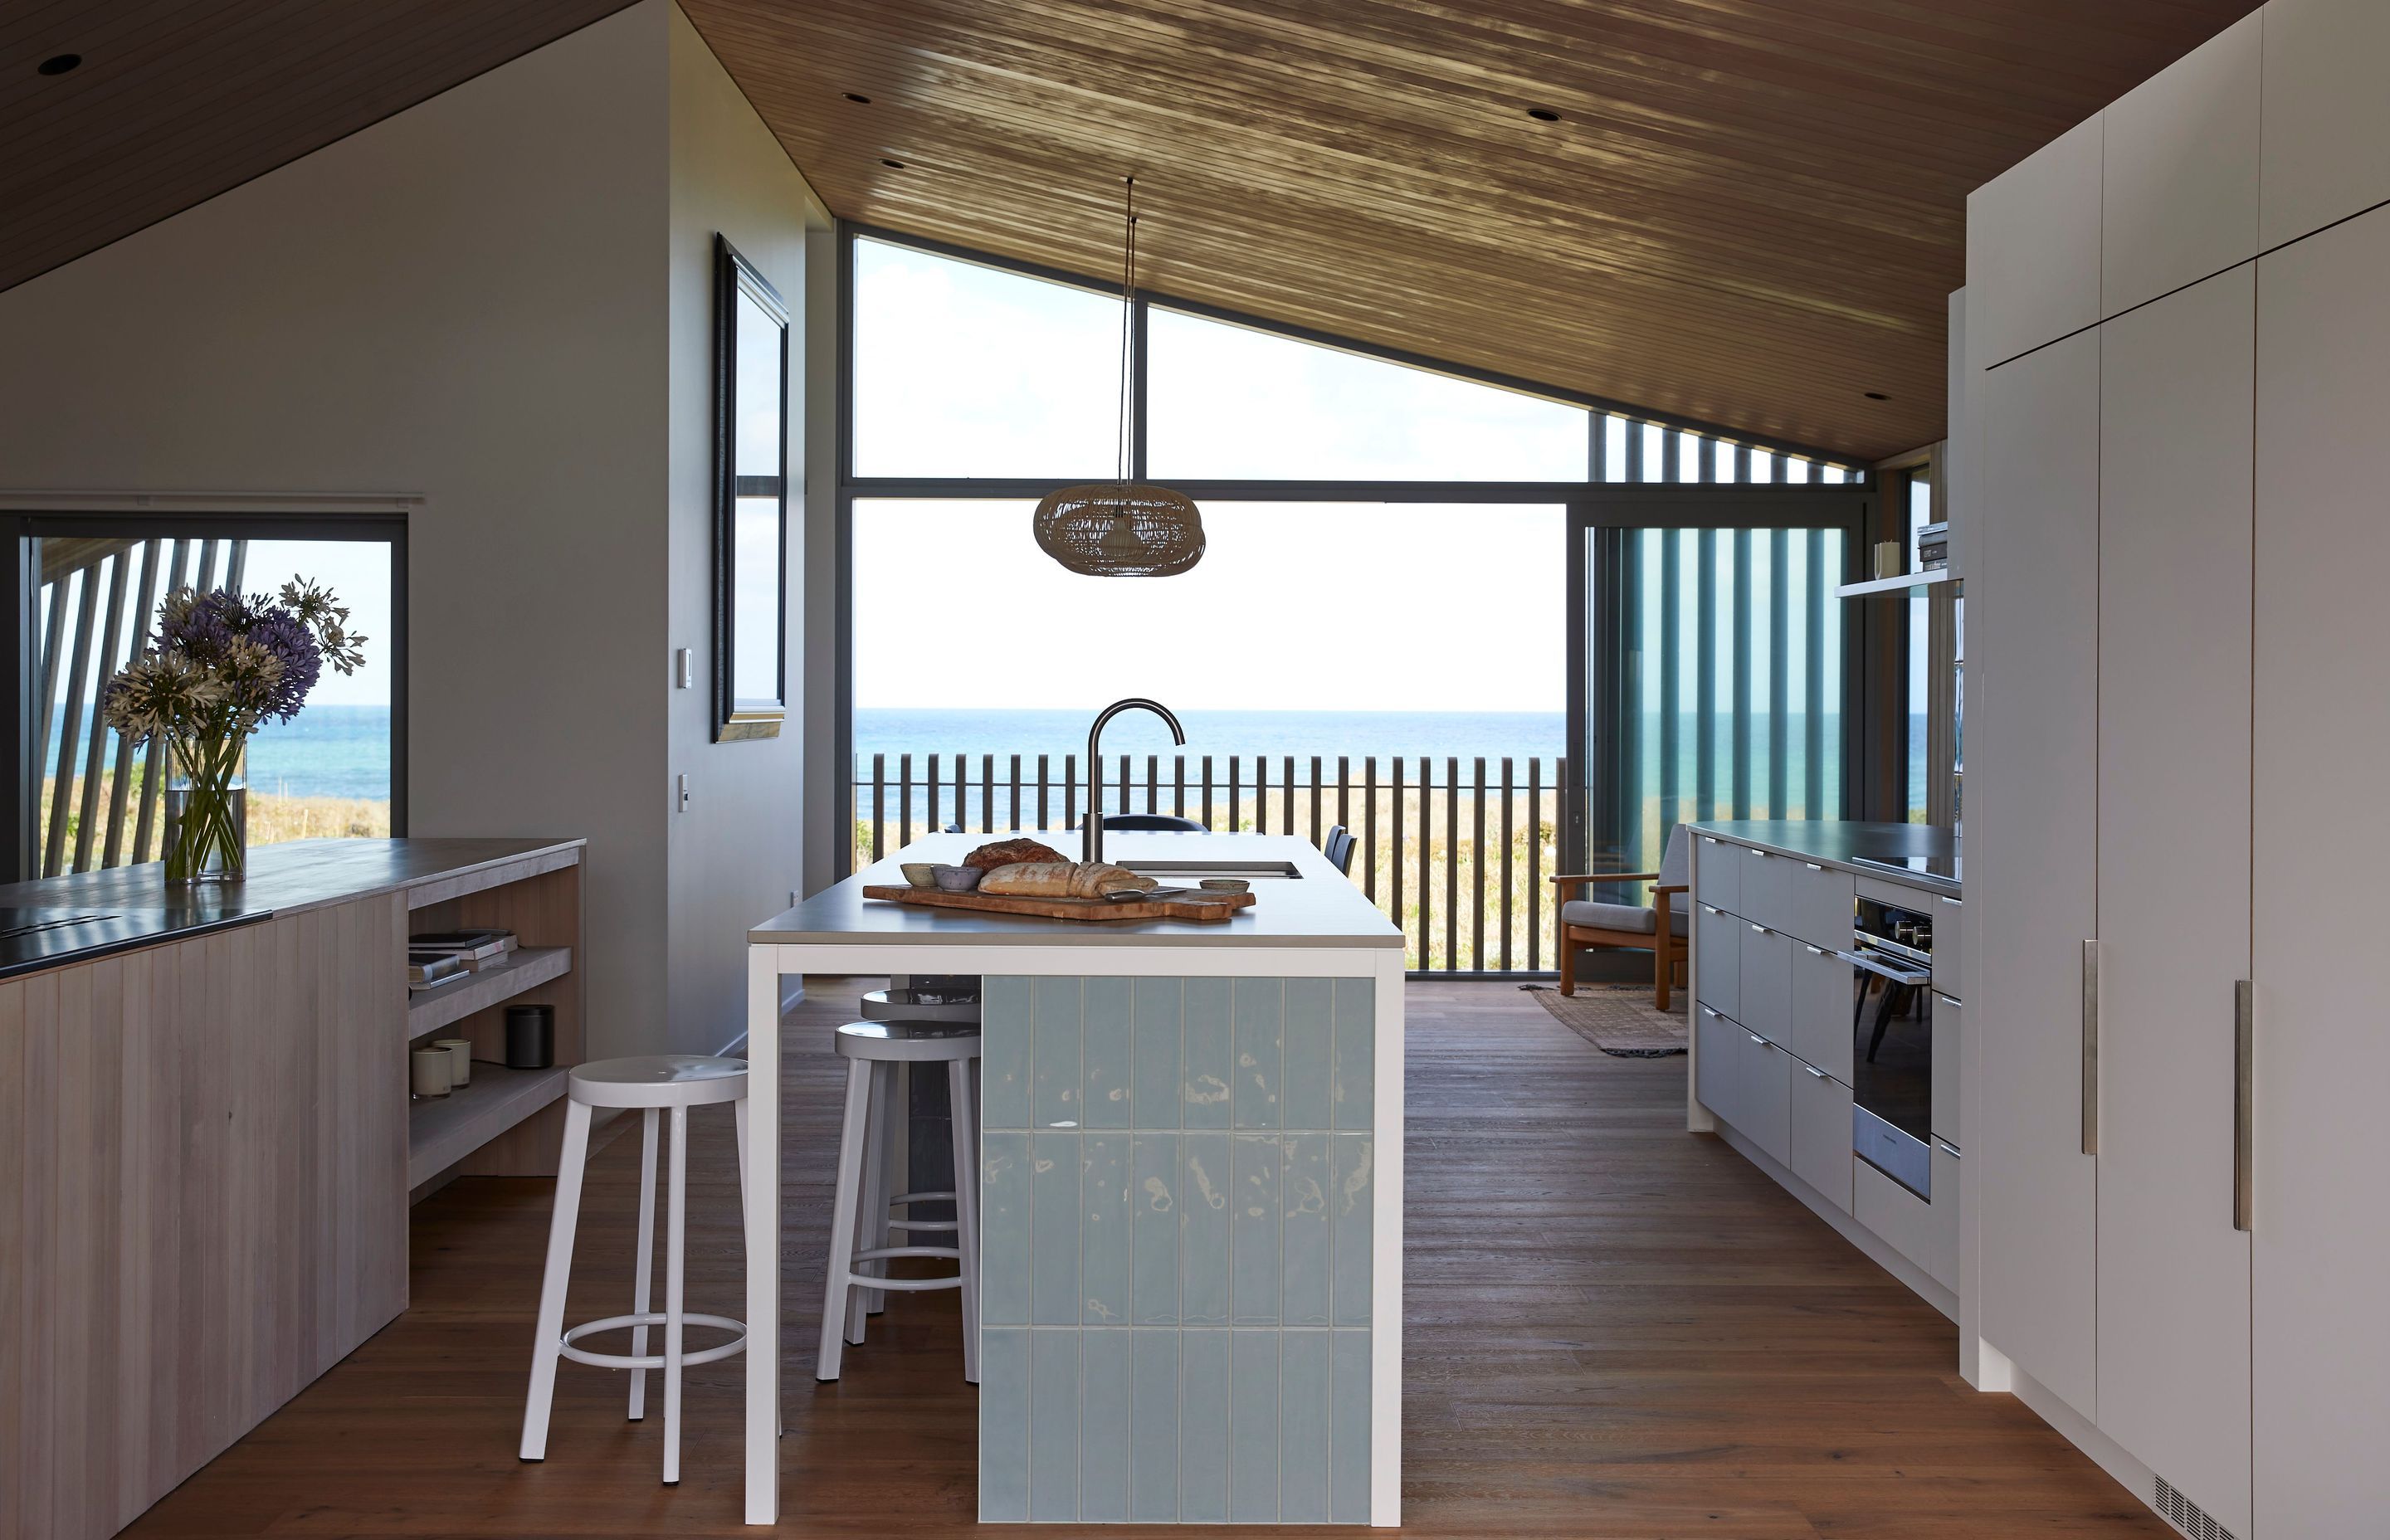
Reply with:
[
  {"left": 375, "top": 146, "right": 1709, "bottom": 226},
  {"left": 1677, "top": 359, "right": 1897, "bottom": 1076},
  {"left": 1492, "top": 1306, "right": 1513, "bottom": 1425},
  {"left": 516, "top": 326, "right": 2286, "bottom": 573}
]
[{"left": 1847, "top": 894, "right": 1938, "bottom": 1198}]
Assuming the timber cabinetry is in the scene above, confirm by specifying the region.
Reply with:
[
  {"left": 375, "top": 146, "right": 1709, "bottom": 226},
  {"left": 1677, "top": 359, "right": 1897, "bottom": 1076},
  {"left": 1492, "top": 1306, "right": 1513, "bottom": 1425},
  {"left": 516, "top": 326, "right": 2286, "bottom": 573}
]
[{"left": 0, "top": 836, "right": 583, "bottom": 1540}]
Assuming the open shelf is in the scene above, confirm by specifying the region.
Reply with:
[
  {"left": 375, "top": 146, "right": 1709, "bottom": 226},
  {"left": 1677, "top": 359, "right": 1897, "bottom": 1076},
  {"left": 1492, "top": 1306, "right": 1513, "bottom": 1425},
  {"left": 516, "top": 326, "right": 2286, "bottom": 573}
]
[
  {"left": 406, "top": 946, "right": 571, "bottom": 1040},
  {"left": 408, "top": 1062, "right": 568, "bottom": 1188},
  {"left": 1838, "top": 567, "right": 1953, "bottom": 599}
]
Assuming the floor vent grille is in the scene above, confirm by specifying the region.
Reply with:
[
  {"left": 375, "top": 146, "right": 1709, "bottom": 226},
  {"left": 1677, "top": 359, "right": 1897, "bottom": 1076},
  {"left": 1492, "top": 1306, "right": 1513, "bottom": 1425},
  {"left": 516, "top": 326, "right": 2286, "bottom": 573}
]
[{"left": 2154, "top": 1476, "right": 2237, "bottom": 1540}]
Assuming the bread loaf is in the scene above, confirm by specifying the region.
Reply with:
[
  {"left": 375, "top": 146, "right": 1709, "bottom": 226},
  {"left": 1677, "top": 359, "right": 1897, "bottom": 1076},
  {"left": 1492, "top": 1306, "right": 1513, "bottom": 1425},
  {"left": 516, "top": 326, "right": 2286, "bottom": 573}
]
[
  {"left": 979, "top": 861, "right": 1158, "bottom": 899},
  {"left": 963, "top": 836, "right": 1067, "bottom": 871}
]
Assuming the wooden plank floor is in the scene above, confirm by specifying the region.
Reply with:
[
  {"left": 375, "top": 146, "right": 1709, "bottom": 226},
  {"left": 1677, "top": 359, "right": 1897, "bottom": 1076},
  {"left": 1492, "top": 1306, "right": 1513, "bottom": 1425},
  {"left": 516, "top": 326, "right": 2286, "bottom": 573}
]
[{"left": 120, "top": 979, "right": 2167, "bottom": 1538}]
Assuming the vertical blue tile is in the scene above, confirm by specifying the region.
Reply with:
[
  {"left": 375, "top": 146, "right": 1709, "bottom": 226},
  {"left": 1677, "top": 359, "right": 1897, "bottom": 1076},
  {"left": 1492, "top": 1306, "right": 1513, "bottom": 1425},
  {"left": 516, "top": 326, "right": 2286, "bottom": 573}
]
[
  {"left": 1030, "top": 1330, "right": 1080, "bottom": 1522},
  {"left": 1229, "top": 1331, "right": 1280, "bottom": 1522},
  {"left": 1282, "top": 977, "right": 1334, "bottom": 1128},
  {"left": 1280, "top": 1331, "right": 1332, "bottom": 1523},
  {"left": 1281, "top": 1133, "right": 1332, "bottom": 1326},
  {"left": 1231, "top": 1135, "right": 1282, "bottom": 1325},
  {"left": 1178, "top": 1330, "right": 1230, "bottom": 1523},
  {"left": 979, "top": 1327, "right": 1031, "bottom": 1521},
  {"left": 1031, "top": 1131, "right": 1080, "bottom": 1325},
  {"left": 1081, "top": 1133, "right": 1131, "bottom": 1325},
  {"left": 1332, "top": 977, "right": 1375, "bottom": 1131},
  {"left": 1082, "top": 977, "right": 1133, "bottom": 1128},
  {"left": 1181, "top": 977, "right": 1232, "bottom": 1128},
  {"left": 1330, "top": 1134, "right": 1374, "bottom": 1326},
  {"left": 1129, "top": 977, "right": 1182, "bottom": 1129},
  {"left": 1130, "top": 1133, "right": 1180, "bottom": 1326},
  {"left": 1032, "top": 977, "right": 1084, "bottom": 1128},
  {"left": 1129, "top": 1329, "right": 1180, "bottom": 1522},
  {"left": 1232, "top": 978, "right": 1284, "bottom": 1128},
  {"left": 1080, "top": 1329, "right": 1132, "bottom": 1522},
  {"left": 983, "top": 977, "right": 1034, "bottom": 1131},
  {"left": 980, "top": 1131, "right": 1031, "bottom": 1326},
  {"left": 1330, "top": 1330, "right": 1373, "bottom": 1524},
  {"left": 1179, "top": 1133, "right": 1231, "bottom": 1325}
]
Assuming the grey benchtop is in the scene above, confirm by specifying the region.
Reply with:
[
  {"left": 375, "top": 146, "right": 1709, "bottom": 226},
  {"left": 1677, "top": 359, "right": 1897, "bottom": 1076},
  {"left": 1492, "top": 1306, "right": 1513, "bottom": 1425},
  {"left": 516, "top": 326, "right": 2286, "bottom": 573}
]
[
  {"left": 749, "top": 831, "right": 1404, "bottom": 949},
  {"left": 1687, "top": 820, "right": 1961, "bottom": 896},
  {"left": 0, "top": 837, "right": 584, "bottom": 979}
]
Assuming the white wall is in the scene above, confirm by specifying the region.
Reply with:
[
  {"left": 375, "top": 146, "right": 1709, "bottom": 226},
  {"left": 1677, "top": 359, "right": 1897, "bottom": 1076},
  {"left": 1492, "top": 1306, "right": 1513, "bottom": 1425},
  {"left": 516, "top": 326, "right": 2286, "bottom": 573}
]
[
  {"left": 665, "top": 3, "right": 827, "bottom": 1050},
  {"left": 0, "top": 1, "right": 829, "bottom": 1061}
]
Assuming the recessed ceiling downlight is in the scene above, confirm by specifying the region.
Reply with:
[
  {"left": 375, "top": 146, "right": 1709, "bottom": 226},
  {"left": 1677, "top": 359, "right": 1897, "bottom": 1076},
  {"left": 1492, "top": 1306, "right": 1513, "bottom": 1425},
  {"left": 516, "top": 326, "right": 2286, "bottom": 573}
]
[
  {"left": 844, "top": 92, "right": 871, "bottom": 104},
  {"left": 37, "top": 52, "right": 81, "bottom": 76},
  {"left": 1864, "top": 390, "right": 1890, "bottom": 401},
  {"left": 880, "top": 158, "right": 906, "bottom": 169},
  {"left": 1526, "top": 106, "right": 1560, "bottom": 122}
]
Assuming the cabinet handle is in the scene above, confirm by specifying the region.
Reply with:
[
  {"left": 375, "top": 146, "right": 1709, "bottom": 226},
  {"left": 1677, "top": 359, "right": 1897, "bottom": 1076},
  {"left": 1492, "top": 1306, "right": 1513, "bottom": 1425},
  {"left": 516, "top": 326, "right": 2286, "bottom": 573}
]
[
  {"left": 1804, "top": 1064, "right": 1827, "bottom": 1080},
  {"left": 1702, "top": 904, "right": 1721, "bottom": 915},
  {"left": 1934, "top": 1138, "right": 1962, "bottom": 1159},
  {"left": 1701, "top": 1006, "right": 1719, "bottom": 1019},
  {"left": 1804, "top": 861, "right": 1824, "bottom": 871},
  {"left": 1804, "top": 944, "right": 1824, "bottom": 956},
  {"left": 1750, "top": 924, "right": 1766, "bottom": 934},
  {"left": 2080, "top": 940, "right": 2100, "bottom": 1156},
  {"left": 2235, "top": 980, "right": 2255, "bottom": 1233},
  {"left": 1749, "top": 1033, "right": 1768, "bottom": 1047}
]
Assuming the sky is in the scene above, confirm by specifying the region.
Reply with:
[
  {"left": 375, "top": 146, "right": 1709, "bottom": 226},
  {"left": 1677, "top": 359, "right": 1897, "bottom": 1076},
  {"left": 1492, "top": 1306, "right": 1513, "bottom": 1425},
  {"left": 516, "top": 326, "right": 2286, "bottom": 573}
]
[{"left": 848, "top": 237, "right": 1577, "bottom": 714}]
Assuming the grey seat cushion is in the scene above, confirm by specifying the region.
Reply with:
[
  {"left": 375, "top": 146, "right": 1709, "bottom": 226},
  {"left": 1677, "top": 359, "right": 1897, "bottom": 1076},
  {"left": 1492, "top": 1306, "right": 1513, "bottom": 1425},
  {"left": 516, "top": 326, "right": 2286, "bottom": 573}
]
[{"left": 1562, "top": 896, "right": 1690, "bottom": 934}]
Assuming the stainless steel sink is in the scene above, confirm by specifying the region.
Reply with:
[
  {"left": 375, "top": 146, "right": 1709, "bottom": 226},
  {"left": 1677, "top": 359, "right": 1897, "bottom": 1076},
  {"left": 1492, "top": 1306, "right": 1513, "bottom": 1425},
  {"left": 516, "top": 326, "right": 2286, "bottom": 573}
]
[{"left": 1119, "top": 860, "right": 1304, "bottom": 880}]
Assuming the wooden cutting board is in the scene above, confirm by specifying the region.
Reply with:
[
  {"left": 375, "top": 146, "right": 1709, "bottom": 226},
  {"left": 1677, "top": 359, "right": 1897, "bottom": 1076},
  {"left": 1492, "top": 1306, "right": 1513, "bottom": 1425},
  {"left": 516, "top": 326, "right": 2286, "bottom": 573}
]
[{"left": 861, "top": 884, "right": 1256, "bottom": 924}]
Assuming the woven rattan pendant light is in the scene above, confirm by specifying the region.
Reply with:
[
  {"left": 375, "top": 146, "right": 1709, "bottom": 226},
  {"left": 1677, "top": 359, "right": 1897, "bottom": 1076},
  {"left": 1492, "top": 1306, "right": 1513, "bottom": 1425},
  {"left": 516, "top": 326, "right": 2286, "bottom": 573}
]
[{"left": 1034, "top": 178, "right": 1205, "bottom": 578}]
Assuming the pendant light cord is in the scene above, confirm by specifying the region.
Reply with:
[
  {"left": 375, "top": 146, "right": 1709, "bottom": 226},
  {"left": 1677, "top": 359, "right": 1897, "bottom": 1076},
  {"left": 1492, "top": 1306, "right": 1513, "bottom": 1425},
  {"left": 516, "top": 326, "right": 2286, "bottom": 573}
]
[{"left": 1116, "top": 176, "right": 1135, "bottom": 488}]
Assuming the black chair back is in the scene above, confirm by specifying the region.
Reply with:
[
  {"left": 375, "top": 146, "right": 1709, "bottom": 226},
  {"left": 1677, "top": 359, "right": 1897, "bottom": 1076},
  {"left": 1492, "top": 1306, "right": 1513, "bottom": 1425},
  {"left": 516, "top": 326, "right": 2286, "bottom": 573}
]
[
  {"left": 1323, "top": 824, "right": 1356, "bottom": 875},
  {"left": 1077, "top": 812, "right": 1204, "bottom": 832}
]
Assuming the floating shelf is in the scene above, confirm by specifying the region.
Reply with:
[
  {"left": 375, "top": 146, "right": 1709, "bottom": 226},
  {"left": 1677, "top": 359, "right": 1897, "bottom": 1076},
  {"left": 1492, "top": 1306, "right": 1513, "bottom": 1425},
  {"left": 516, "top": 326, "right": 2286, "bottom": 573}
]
[
  {"left": 406, "top": 946, "right": 571, "bottom": 1040},
  {"left": 408, "top": 1063, "right": 568, "bottom": 1188},
  {"left": 1838, "top": 567, "right": 1954, "bottom": 599}
]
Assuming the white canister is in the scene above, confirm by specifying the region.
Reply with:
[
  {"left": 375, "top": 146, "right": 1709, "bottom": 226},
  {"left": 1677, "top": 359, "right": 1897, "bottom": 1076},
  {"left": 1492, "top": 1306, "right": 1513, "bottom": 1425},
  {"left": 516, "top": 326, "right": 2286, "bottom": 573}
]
[
  {"left": 411, "top": 1045, "right": 453, "bottom": 1099},
  {"left": 432, "top": 1037, "right": 473, "bottom": 1087}
]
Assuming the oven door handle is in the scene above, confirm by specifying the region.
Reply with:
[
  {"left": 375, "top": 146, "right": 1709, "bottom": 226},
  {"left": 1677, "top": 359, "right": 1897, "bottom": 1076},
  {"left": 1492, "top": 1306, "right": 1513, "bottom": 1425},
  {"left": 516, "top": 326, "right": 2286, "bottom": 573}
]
[{"left": 1838, "top": 948, "right": 1933, "bottom": 987}]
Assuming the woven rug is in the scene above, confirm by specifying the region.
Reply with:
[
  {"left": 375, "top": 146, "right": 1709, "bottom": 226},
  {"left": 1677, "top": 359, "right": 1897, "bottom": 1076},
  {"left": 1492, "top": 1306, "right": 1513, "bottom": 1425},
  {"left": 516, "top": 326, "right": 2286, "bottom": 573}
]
[{"left": 1526, "top": 982, "right": 1689, "bottom": 1057}]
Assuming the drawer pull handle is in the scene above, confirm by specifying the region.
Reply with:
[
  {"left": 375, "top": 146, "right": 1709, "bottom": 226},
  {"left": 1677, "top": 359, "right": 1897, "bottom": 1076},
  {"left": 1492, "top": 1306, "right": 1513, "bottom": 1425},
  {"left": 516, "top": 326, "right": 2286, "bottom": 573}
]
[
  {"left": 2235, "top": 980, "right": 2255, "bottom": 1233},
  {"left": 2081, "top": 939, "right": 2100, "bottom": 1157},
  {"left": 1750, "top": 924, "right": 1766, "bottom": 934},
  {"left": 1702, "top": 904, "right": 1721, "bottom": 915},
  {"left": 1701, "top": 1006, "right": 1719, "bottom": 1018},
  {"left": 1804, "top": 1064, "right": 1828, "bottom": 1080},
  {"left": 1804, "top": 862, "right": 1824, "bottom": 871},
  {"left": 1804, "top": 944, "right": 1824, "bottom": 955},
  {"left": 1749, "top": 1033, "right": 1768, "bottom": 1047},
  {"left": 1934, "top": 1138, "right": 1962, "bottom": 1159}
]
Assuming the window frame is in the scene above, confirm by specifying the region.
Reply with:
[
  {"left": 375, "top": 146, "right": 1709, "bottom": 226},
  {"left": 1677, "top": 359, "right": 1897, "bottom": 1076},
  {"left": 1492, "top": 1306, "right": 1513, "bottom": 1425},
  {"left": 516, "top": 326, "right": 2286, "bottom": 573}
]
[
  {"left": 2, "top": 507, "right": 408, "bottom": 881},
  {"left": 832, "top": 221, "right": 1891, "bottom": 878},
  {"left": 715, "top": 234, "right": 792, "bottom": 742}
]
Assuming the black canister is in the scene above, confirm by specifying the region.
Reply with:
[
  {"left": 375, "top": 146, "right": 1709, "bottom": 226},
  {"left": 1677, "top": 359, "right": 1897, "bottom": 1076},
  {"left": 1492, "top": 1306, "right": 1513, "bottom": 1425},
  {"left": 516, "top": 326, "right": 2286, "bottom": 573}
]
[{"left": 505, "top": 1002, "right": 554, "bottom": 1069}]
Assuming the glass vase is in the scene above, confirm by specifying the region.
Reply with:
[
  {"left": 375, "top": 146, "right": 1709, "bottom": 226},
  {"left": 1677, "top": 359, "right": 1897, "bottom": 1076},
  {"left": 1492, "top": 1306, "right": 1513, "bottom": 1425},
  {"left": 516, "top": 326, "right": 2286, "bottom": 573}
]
[{"left": 163, "top": 774, "right": 248, "bottom": 884}]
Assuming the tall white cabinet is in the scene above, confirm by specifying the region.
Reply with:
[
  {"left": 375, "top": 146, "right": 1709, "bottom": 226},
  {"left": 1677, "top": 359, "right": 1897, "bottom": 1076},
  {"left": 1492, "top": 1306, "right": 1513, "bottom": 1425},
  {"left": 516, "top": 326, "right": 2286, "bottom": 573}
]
[{"left": 1967, "top": 2, "right": 2389, "bottom": 1534}]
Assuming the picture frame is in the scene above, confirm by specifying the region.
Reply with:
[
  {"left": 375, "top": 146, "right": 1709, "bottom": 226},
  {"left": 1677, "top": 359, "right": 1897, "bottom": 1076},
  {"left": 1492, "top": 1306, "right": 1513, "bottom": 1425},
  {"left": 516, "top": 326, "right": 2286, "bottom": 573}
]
[{"left": 713, "top": 233, "right": 789, "bottom": 741}]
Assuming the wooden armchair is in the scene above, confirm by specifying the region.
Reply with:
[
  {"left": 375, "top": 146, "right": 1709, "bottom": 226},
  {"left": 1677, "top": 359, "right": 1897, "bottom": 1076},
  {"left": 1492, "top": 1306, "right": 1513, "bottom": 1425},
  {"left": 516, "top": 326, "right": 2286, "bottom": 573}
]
[{"left": 1546, "top": 823, "right": 1692, "bottom": 1008}]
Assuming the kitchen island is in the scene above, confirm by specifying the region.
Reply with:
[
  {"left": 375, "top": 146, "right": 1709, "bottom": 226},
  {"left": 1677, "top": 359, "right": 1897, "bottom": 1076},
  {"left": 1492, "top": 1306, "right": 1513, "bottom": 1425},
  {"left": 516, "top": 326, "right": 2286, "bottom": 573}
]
[
  {"left": 743, "top": 831, "right": 1406, "bottom": 1527},
  {"left": 2, "top": 836, "right": 584, "bottom": 1540}
]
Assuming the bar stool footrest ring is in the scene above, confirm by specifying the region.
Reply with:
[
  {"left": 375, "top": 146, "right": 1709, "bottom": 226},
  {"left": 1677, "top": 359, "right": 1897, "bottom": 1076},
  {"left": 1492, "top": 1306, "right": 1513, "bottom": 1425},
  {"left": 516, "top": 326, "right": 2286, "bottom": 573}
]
[{"left": 558, "top": 1311, "right": 747, "bottom": 1370}]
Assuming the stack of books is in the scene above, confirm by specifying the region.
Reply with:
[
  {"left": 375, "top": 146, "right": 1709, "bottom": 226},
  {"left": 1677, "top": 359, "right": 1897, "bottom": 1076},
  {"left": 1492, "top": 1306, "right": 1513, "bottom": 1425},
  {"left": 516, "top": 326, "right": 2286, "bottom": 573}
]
[{"left": 407, "top": 928, "right": 518, "bottom": 992}]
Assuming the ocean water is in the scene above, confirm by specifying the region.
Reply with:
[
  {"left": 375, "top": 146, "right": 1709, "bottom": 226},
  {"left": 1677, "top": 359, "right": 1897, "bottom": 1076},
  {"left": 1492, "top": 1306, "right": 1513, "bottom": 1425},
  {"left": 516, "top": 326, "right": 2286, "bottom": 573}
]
[{"left": 48, "top": 703, "right": 392, "bottom": 800}]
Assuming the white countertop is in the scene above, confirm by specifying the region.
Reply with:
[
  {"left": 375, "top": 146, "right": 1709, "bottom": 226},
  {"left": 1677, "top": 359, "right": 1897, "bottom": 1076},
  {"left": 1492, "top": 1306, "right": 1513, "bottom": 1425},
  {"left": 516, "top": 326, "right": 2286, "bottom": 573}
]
[{"left": 749, "top": 831, "right": 1404, "bottom": 949}]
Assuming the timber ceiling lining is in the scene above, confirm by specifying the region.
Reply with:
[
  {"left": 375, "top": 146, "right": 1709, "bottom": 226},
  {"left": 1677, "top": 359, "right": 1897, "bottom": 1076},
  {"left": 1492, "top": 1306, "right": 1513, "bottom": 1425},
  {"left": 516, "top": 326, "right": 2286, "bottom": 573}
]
[
  {"left": 680, "top": 0, "right": 2260, "bottom": 460},
  {"left": 0, "top": 0, "right": 635, "bottom": 302}
]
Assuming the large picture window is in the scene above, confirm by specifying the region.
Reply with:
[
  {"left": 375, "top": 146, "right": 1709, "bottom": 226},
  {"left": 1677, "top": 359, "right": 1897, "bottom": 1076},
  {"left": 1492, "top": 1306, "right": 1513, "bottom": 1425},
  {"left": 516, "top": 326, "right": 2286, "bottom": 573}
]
[{"left": 837, "top": 225, "right": 1887, "bottom": 973}]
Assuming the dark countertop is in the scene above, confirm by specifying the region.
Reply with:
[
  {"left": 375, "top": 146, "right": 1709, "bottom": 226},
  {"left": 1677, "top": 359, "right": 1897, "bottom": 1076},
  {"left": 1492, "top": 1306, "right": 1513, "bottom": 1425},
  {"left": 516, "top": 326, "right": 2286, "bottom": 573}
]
[
  {"left": 1688, "top": 820, "right": 1962, "bottom": 896},
  {"left": 0, "top": 837, "right": 584, "bottom": 981}
]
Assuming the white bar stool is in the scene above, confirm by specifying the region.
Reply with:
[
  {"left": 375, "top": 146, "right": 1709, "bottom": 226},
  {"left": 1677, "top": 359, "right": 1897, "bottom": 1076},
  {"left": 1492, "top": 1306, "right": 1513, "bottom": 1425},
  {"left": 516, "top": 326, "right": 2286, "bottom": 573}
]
[
  {"left": 520, "top": 1055, "right": 749, "bottom": 1485},
  {"left": 817, "top": 1020, "right": 981, "bottom": 1383}
]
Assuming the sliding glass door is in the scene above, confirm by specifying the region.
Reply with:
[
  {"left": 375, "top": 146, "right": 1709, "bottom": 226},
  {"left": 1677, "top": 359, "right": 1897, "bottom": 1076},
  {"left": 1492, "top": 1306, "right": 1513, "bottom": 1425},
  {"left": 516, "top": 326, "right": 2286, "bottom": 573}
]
[{"left": 1570, "top": 496, "right": 1864, "bottom": 882}]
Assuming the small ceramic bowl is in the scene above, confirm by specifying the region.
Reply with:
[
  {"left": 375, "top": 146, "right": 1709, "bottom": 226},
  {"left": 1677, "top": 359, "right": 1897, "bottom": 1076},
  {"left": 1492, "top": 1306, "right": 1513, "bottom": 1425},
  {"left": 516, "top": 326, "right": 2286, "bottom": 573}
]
[
  {"left": 1199, "top": 878, "right": 1250, "bottom": 894},
  {"left": 931, "top": 864, "right": 983, "bottom": 893},
  {"left": 901, "top": 862, "right": 939, "bottom": 889}
]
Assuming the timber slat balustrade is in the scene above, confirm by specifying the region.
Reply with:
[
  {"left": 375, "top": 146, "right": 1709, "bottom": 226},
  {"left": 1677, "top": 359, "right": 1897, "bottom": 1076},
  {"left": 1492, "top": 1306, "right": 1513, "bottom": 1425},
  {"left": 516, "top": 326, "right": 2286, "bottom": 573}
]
[
  {"left": 850, "top": 751, "right": 1577, "bottom": 975},
  {"left": 33, "top": 538, "right": 246, "bottom": 878}
]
